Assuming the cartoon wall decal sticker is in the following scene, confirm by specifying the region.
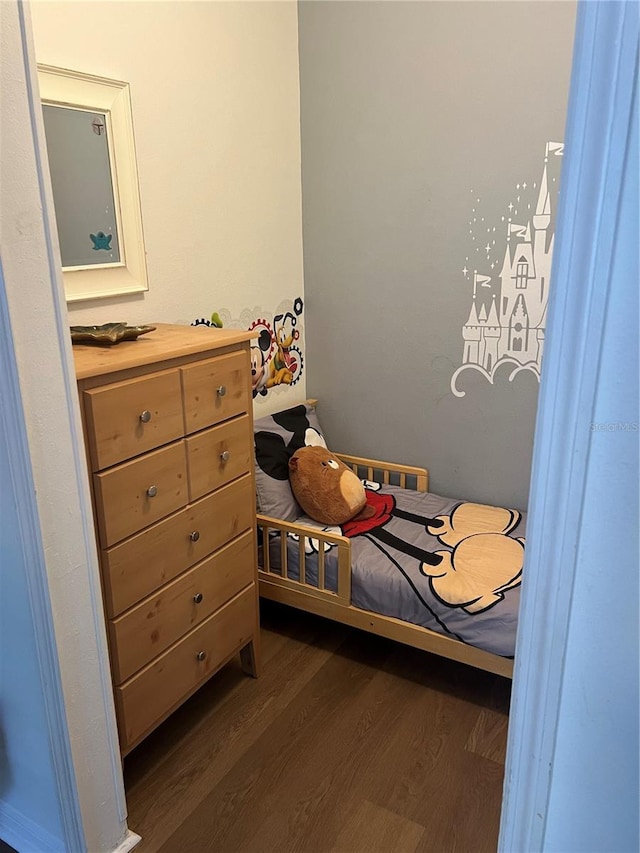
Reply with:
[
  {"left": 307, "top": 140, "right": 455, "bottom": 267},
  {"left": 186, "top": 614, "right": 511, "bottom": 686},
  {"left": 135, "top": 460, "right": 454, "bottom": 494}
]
[
  {"left": 193, "top": 311, "right": 224, "bottom": 328},
  {"left": 250, "top": 327, "right": 272, "bottom": 398},
  {"left": 451, "top": 142, "right": 564, "bottom": 397},
  {"left": 191, "top": 297, "right": 305, "bottom": 399},
  {"left": 91, "top": 115, "right": 105, "bottom": 136},
  {"left": 266, "top": 311, "right": 302, "bottom": 388},
  {"left": 90, "top": 231, "right": 113, "bottom": 250}
]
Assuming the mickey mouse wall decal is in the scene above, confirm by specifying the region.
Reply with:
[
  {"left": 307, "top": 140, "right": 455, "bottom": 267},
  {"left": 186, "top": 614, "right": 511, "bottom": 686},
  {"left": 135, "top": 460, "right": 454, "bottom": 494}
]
[{"left": 250, "top": 328, "right": 272, "bottom": 398}]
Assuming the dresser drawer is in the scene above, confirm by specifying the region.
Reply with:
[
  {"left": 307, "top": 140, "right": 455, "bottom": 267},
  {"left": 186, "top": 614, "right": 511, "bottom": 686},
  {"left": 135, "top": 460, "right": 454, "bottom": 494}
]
[
  {"left": 102, "top": 474, "right": 254, "bottom": 616},
  {"left": 93, "top": 442, "right": 188, "bottom": 547},
  {"left": 181, "top": 350, "right": 250, "bottom": 434},
  {"left": 108, "top": 531, "right": 255, "bottom": 683},
  {"left": 116, "top": 585, "right": 256, "bottom": 751},
  {"left": 186, "top": 414, "right": 252, "bottom": 501},
  {"left": 83, "top": 370, "right": 184, "bottom": 470}
]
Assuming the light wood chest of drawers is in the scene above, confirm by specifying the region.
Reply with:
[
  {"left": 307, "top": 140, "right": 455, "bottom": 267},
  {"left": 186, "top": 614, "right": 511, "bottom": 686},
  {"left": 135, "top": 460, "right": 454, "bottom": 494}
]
[{"left": 73, "top": 323, "right": 260, "bottom": 755}]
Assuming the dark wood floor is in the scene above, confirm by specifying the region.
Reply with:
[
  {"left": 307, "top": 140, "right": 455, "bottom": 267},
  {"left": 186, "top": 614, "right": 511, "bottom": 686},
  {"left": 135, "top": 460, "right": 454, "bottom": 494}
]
[{"left": 124, "top": 600, "right": 511, "bottom": 853}]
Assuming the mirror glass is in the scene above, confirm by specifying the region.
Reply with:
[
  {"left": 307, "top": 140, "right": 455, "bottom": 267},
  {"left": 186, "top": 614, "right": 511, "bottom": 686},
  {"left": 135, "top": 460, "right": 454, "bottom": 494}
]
[
  {"left": 37, "top": 65, "right": 148, "bottom": 303},
  {"left": 42, "top": 104, "right": 121, "bottom": 267}
]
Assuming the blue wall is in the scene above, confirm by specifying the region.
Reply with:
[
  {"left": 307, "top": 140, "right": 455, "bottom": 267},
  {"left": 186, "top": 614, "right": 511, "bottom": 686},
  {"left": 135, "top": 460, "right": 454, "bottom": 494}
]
[
  {"left": 544, "top": 22, "right": 639, "bottom": 849},
  {"left": 0, "top": 269, "right": 66, "bottom": 851},
  {"left": 500, "top": 2, "right": 639, "bottom": 850}
]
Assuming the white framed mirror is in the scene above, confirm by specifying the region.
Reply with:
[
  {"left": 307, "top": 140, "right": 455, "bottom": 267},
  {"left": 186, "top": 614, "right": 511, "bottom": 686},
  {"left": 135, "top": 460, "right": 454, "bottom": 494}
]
[{"left": 38, "top": 65, "right": 148, "bottom": 302}]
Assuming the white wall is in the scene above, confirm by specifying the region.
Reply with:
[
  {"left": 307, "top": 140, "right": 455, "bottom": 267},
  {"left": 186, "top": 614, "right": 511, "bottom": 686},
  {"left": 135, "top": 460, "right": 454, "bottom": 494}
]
[{"left": 30, "top": 0, "right": 305, "bottom": 332}]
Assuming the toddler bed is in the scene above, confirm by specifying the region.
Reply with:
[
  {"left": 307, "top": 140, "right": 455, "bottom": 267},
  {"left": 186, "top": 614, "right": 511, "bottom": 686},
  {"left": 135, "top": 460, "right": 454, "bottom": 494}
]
[{"left": 253, "top": 402, "right": 524, "bottom": 678}]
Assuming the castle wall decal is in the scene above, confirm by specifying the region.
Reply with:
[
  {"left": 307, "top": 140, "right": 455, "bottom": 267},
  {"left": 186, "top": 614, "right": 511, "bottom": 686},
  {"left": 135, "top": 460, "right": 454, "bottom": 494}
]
[{"left": 450, "top": 142, "right": 564, "bottom": 397}]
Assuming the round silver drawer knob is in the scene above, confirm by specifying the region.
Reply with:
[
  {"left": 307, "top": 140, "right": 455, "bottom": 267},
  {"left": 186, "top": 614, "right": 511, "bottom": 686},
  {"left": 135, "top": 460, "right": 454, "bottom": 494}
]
[
  {"left": 217, "top": 385, "right": 227, "bottom": 397},
  {"left": 139, "top": 410, "right": 152, "bottom": 423},
  {"left": 196, "top": 650, "right": 206, "bottom": 662},
  {"left": 146, "top": 485, "right": 158, "bottom": 498},
  {"left": 189, "top": 530, "right": 200, "bottom": 542},
  {"left": 220, "top": 450, "right": 230, "bottom": 463},
  {"left": 193, "top": 593, "right": 203, "bottom": 604}
]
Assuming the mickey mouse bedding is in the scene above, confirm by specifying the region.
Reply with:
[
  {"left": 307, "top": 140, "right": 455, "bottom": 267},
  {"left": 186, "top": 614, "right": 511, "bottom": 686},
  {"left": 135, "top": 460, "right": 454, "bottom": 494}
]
[{"left": 254, "top": 404, "right": 524, "bottom": 659}]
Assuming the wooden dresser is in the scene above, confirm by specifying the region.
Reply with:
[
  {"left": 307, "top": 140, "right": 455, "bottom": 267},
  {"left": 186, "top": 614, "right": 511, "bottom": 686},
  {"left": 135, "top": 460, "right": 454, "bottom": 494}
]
[{"left": 73, "top": 323, "right": 260, "bottom": 755}]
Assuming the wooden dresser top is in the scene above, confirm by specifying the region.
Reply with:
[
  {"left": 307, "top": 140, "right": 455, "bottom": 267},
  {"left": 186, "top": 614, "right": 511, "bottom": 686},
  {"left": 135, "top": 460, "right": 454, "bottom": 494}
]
[{"left": 72, "top": 323, "right": 254, "bottom": 380}]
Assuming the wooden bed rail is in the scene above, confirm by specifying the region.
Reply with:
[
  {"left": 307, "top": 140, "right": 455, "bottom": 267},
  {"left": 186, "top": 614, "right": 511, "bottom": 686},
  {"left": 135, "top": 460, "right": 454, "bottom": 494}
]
[
  {"left": 256, "top": 447, "right": 427, "bottom": 606},
  {"left": 335, "top": 453, "right": 429, "bottom": 492},
  {"left": 256, "top": 510, "right": 514, "bottom": 679},
  {"left": 256, "top": 514, "right": 352, "bottom": 605}
]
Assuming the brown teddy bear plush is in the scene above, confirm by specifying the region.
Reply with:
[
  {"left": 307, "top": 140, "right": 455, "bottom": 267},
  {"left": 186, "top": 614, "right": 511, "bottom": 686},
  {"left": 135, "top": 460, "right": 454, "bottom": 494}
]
[{"left": 289, "top": 445, "right": 368, "bottom": 525}]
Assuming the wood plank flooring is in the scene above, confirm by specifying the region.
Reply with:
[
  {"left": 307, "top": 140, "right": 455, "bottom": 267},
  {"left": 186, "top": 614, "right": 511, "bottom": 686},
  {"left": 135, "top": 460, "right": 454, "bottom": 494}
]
[{"left": 124, "top": 600, "right": 511, "bottom": 853}]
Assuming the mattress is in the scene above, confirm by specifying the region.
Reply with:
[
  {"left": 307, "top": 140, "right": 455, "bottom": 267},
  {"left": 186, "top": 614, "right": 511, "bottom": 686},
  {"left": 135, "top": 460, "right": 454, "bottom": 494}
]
[{"left": 265, "top": 484, "right": 525, "bottom": 658}]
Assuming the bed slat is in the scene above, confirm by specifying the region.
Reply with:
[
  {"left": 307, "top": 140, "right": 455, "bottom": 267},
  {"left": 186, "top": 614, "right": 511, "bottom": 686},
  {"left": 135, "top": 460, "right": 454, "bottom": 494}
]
[
  {"left": 280, "top": 531, "right": 288, "bottom": 579},
  {"left": 299, "top": 537, "right": 306, "bottom": 585}
]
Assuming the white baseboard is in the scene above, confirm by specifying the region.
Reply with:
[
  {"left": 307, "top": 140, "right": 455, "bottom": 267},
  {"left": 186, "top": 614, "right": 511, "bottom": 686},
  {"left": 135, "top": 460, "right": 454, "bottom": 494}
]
[
  {"left": 112, "top": 829, "right": 143, "bottom": 853},
  {"left": 0, "top": 802, "right": 141, "bottom": 853}
]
